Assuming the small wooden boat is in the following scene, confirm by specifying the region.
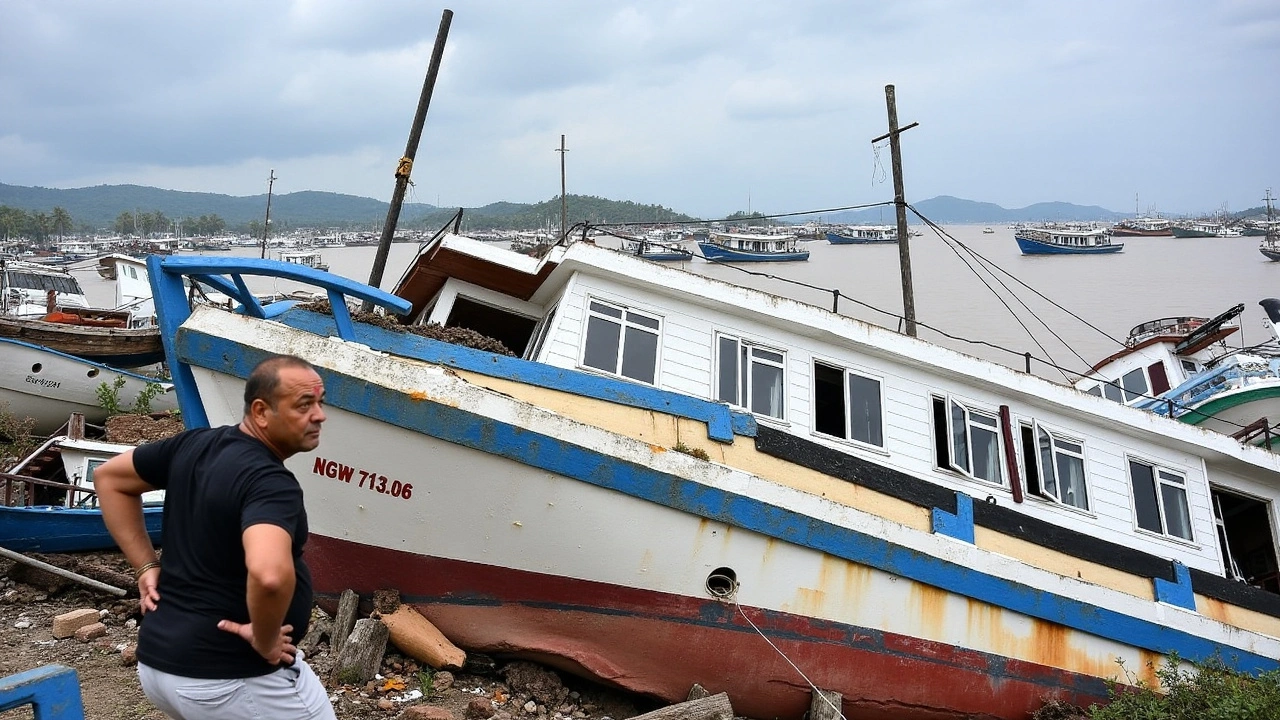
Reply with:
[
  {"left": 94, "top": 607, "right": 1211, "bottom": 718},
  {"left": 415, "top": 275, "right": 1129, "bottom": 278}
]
[
  {"left": 0, "top": 309, "right": 164, "bottom": 367},
  {"left": 698, "top": 231, "right": 808, "bottom": 262}
]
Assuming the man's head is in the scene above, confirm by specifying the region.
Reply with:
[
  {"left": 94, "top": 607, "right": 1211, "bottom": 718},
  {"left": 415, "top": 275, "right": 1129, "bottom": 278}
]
[{"left": 241, "top": 355, "right": 326, "bottom": 458}]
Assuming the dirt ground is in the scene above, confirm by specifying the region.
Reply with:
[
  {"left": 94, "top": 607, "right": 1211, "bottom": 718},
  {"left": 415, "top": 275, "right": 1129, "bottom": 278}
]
[{"left": 0, "top": 551, "right": 648, "bottom": 720}]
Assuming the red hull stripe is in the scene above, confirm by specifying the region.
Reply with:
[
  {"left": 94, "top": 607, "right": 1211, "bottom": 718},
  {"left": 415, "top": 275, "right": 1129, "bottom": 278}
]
[{"left": 310, "top": 535, "right": 1113, "bottom": 720}]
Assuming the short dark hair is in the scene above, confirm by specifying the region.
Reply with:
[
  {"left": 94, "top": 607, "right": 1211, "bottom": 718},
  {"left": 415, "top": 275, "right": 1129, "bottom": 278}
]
[{"left": 242, "top": 355, "right": 315, "bottom": 416}]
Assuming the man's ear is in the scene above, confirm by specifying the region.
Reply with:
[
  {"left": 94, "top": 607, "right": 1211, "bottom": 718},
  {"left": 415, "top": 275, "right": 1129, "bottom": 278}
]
[{"left": 249, "top": 398, "right": 271, "bottom": 425}]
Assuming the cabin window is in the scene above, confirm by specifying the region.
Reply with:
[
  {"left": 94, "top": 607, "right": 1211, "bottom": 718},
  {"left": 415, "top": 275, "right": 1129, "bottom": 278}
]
[
  {"left": 932, "top": 396, "right": 1001, "bottom": 485},
  {"left": 524, "top": 304, "right": 559, "bottom": 361},
  {"left": 716, "top": 335, "right": 785, "bottom": 419},
  {"left": 1120, "top": 367, "right": 1148, "bottom": 403},
  {"left": 582, "top": 299, "right": 660, "bottom": 384},
  {"left": 1180, "top": 359, "right": 1198, "bottom": 375},
  {"left": 4, "top": 271, "right": 82, "bottom": 294},
  {"left": 1128, "top": 459, "right": 1192, "bottom": 540},
  {"left": 1019, "top": 423, "right": 1088, "bottom": 510},
  {"left": 1084, "top": 385, "right": 1103, "bottom": 398},
  {"left": 813, "top": 361, "right": 883, "bottom": 447}
]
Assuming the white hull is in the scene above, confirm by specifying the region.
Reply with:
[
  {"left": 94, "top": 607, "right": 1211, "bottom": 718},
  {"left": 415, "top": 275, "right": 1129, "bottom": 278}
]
[{"left": 0, "top": 339, "right": 177, "bottom": 433}]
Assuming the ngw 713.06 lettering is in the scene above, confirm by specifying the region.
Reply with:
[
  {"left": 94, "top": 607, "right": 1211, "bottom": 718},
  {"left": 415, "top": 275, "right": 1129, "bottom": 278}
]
[{"left": 312, "top": 457, "right": 413, "bottom": 500}]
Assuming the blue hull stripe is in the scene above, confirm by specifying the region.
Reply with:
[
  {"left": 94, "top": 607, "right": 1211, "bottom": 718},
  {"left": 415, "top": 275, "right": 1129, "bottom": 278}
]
[{"left": 174, "top": 328, "right": 1278, "bottom": 674}]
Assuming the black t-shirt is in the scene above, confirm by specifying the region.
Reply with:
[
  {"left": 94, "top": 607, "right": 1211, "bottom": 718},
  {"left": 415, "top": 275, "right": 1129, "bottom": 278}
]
[{"left": 131, "top": 424, "right": 313, "bottom": 678}]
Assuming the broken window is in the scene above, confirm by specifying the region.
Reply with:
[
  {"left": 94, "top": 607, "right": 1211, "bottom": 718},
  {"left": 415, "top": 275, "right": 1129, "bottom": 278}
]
[{"left": 1212, "top": 488, "right": 1279, "bottom": 594}]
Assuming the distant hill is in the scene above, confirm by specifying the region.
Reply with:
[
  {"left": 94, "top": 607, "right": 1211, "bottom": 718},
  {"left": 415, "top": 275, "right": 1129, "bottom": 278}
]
[
  {"left": 826, "top": 195, "right": 1124, "bottom": 224},
  {"left": 0, "top": 183, "right": 696, "bottom": 233}
]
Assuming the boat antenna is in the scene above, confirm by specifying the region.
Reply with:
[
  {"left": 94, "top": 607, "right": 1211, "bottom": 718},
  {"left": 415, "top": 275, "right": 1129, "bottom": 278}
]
[
  {"left": 364, "top": 9, "right": 454, "bottom": 312},
  {"left": 261, "top": 169, "right": 275, "bottom": 259},
  {"left": 556, "top": 134, "right": 569, "bottom": 243},
  {"left": 871, "top": 84, "right": 920, "bottom": 337}
]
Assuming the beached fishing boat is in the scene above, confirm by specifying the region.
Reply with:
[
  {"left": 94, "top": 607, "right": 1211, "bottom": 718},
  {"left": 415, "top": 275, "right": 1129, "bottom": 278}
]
[
  {"left": 146, "top": 248, "right": 1279, "bottom": 720},
  {"left": 0, "top": 260, "right": 90, "bottom": 317},
  {"left": 0, "top": 313, "right": 164, "bottom": 368},
  {"left": 1, "top": 434, "right": 163, "bottom": 553},
  {"left": 825, "top": 225, "right": 897, "bottom": 244},
  {"left": 0, "top": 338, "right": 177, "bottom": 434},
  {"left": 698, "top": 231, "right": 808, "bottom": 262},
  {"left": 1015, "top": 224, "right": 1123, "bottom": 255}
]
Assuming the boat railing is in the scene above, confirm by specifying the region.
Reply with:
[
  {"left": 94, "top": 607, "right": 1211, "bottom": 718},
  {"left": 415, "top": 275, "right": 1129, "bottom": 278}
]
[
  {"left": 1125, "top": 317, "right": 1206, "bottom": 346},
  {"left": 1, "top": 472, "right": 97, "bottom": 508},
  {"left": 147, "top": 256, "right": 413, "bottom": 429}
]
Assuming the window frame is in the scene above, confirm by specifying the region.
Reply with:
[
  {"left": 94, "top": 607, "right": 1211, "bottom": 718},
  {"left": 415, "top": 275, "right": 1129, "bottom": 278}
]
[
  {"left": 578, "top": 298, "right": 662, "bottom": 385},
  {"left": 1126, "top": 456, "right": 1195, "bottom": 543},
  {"left": 812, "top": 359, "right": 885, "bottom": 449},
  {"left": 931, "top": 394, "right": 1004, "bottom": 487},
  {"left": 714, "top": 333, "right": 787, "bottom": 420},
  {"left": 1018, "top": 420, "right": 1090, "bottom": 511}
]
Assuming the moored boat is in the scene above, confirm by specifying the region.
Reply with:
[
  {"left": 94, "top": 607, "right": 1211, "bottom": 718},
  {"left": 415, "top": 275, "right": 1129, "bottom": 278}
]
[
  {"left": 279, "top": 249, "right": 329, "bottom": 272},
  {"left": 1111, "top": 217, "right": 1173, "bottom": 237},
  {"left": 1258, "top": 190, "right": 1280, "bottom": 261},
  {"left": 1014, "top": 224, "right": 1123, "bottom": 254},
  {"left": 146, "top": 248, "right": 1279, "bottom": 720},
  {"left": 825, "top": 225, "right": 897, "bottom": 244},
  {"left": 698, "top": 231, "right": 808, "bottom": 261}
]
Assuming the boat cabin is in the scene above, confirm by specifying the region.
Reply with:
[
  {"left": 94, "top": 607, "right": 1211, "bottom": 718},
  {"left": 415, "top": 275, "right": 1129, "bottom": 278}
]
[
  {"left": 395, "top": 236, "right": 1280, "bottom": 598},
  {"left": 0, "top": 260, "right": 89, "bottom": 317}
]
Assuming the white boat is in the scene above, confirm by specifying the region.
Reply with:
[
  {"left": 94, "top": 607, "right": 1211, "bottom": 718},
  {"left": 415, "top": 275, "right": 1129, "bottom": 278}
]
[
  {"left": 1078, "top": 301, "right": 1280, "bottom": 447},
  {"left": 0, "top": 260, "right": 90, "bottom": 317},
  {"left": 279, "top": 249, "right": 329, "bottom": 272},
  {"left": 145, "top": 246, "right": 1279, "bottom": 720},
  {"left": 698, "top": 231, "right": 809, "bottom": 261},
  {"left": 0, "top": 337, "right": 178, "bottom": 434},
  {"left": 1015, "top": 224, "right": 1123, "bottom": 255},
  {"left": 826, "top": 225, "right": 897, "bottom": 244}
]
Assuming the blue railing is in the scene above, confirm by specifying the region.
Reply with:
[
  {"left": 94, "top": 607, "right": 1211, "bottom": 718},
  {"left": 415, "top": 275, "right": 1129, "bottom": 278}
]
[{"left": 147, "top": 256, "right": 412, "bottom": 428}]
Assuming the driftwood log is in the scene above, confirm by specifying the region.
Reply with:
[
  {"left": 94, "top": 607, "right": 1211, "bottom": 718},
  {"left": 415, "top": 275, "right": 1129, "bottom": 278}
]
[
  {"left": 331, "top": 589, "right": 360, "bottom": 655},
  {"left": 331, "top": 617, "right": 389, "bottom": 685},
  {"left": 373, "top": 588, "right": 465, "bottom": 670},
  {"left": 810, "top": 689, "right": 843, "bottom": 720},
  {"left": 627, "top": 692, "right": 733, "bottom": 720}
]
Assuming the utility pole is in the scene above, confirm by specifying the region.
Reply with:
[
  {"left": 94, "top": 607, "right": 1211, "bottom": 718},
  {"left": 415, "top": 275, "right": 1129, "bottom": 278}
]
[
  {"left": 363, "top": 8, "right": 453, "bottom": 311},
  {"left": 871, "top": 84, "right": 919, "bottom": 337},
  {"left": 261, "top": 169, "right": 275, "bottom": 259},
  {"left": 556, "top": 134, "right": 568, "bottom": 242}
]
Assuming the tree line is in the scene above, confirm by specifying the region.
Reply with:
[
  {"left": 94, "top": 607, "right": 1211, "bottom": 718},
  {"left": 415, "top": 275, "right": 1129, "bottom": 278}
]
[{"left": 0, "top": 205, "right": 230, "bottom": 243}]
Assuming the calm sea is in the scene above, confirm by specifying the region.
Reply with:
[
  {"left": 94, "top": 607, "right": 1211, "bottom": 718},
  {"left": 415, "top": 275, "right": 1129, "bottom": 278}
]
[{"left": 71, "top": 227, "right": 1277, "bottom": 382}]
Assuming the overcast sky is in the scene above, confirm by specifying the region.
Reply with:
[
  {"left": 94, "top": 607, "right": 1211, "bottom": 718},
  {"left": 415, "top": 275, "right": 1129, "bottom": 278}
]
[{"left": 2, "top": 1, "right": 1277, "bottom": 219}]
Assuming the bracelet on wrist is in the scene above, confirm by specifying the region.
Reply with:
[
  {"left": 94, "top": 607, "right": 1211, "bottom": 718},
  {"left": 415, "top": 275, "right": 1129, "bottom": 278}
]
[{"left": 134, "top": 561, "right": 160, "bottom": 580}]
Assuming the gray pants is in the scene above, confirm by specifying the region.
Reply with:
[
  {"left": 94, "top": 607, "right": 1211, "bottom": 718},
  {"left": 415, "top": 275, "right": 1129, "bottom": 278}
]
[{"left": 138, "top": 650, "right": 336, "bottom": 720}]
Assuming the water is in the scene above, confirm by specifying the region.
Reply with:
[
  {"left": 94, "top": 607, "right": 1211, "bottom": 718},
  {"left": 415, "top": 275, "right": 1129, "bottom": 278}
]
[{"left": 70, "top": 228, "right": 1278, "bottom": 382}]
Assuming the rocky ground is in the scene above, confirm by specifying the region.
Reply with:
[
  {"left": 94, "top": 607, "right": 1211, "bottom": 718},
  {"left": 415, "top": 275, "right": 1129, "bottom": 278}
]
[{"left": 0, "top": 551, "right": 648, "bottom": 720}]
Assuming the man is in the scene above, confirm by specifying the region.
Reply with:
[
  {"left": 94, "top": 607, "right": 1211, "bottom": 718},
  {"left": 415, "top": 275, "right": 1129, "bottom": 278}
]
[{"left": 96, "top": 354, "right": 336, "bottom": 720}]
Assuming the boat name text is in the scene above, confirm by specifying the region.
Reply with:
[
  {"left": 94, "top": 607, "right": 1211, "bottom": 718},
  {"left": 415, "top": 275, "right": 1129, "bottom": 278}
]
[
  {"left": 312, "top": 457, "right": 413, "bottom": 500},
  {"left": 25, "top": 375, "right": 61, "bottom": 389}
]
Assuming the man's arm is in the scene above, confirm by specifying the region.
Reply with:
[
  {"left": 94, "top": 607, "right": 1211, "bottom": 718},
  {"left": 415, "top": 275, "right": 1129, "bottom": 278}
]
[
  {"left": 233, "top": 524, "right": 297, "bottom": 664},
  {"left": 94, "top": 450, "right": 162, "bottom": 610}
]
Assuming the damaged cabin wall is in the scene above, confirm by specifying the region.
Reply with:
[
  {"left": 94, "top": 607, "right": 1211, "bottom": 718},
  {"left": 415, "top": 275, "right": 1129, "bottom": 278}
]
[{"left": 541, "top": 271, "right": 1227, "bottom": 577}]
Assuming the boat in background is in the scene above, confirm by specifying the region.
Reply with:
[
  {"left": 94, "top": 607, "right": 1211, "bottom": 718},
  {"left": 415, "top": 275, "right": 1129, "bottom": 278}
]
[
  {"left": 698, "top": 231, "right": 809, "bottom": 261},
  {"left": 825, "top": 225, "right": 897, "bottom": 244},
  {"left": 982, "top": 227, "right": 995, "bottom": 234},
  {"left": 1111, "top": 217, "right": 1173, "bottom": 237},
  {"left": 1258, "top": 191, "right": 1280, "bottom": 261},
  {"left": 623, "top": 236, "right": 693, "bottom": 262},
  {"left": 145, "top": 249, "right": 1279, "bottom": 720},
  {"left": 279, "top": 249, "right": 329, "bottom": 272},
  {"left": 1015, "top": 224, "right": 1123, "bottom": 254},
  {"left": 0, "top": 337, "right": 177, "bottom": 434},
  {"left": 1, "top": 431, "right": 163, "bottom": 553}
]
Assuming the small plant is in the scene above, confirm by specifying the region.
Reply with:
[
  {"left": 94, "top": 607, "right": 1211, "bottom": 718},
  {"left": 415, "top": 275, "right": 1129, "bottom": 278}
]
[
  {"left": 673, "top": 441, "right": 710, "bottom": 461},
  {"left": 132, "top": 382, "right": 165, "bottom": 415},
  {"left": 96, "top": 376, "right": 128, "bottom": 415},
  {"left": 417, "top": 669, "right": 434, "bottom": 697},
  {"left": 0, "top": 402, "right": 40, "bottom": 465}
]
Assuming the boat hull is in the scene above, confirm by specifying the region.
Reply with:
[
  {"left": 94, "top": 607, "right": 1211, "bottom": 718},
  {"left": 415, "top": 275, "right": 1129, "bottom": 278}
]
[
  {"left": 825, "top": 232, "right": 895, "bottom": 245},
  {"left": 697, "top": 242, "right": 809, "bottom": 262},
  {"left": 1170, "top": 228, "right": 1217, "bottom": 238},
  {"left": 0, "top": 317, "right": 164, "bottom": 367},
  {"left": 1110, "top": 227, "right": 1172, "bottom": 237},
  {"left": 1261, "top": 246, "right": 1280, "bottom": 262},
  {"left": 0, "top": 338, "right": 178, "bottom": 434},
  {"left": 0, "top": 505, "right": 163, "bottom": 553},
  {"left": 1015, "top": 237, "right": 1124, "bottom": 255}
]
